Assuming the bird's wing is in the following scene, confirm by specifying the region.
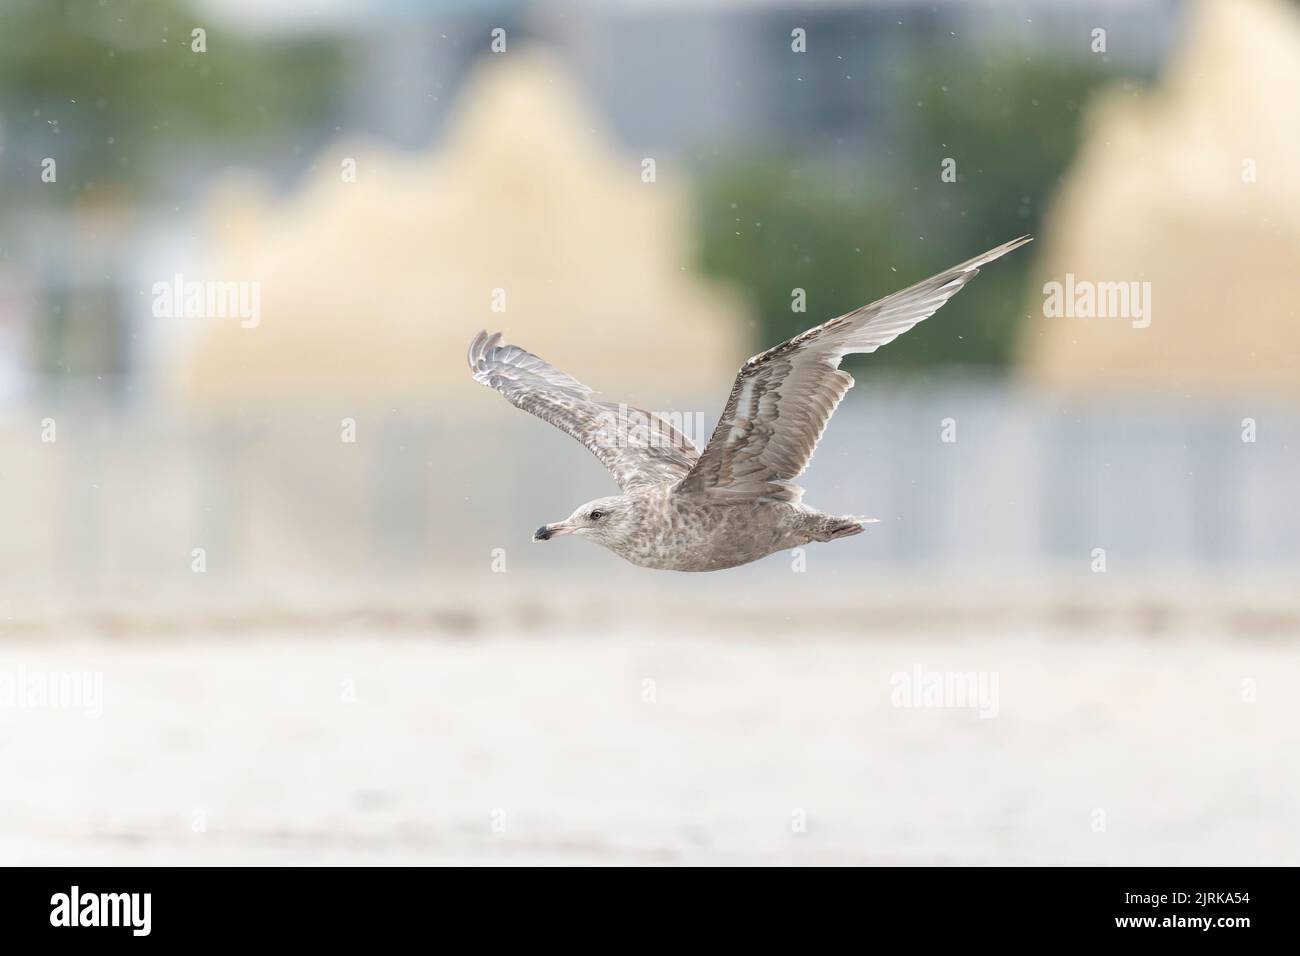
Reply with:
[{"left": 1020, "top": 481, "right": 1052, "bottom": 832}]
[
  {"left": 677, "top": 236, "right": 1032, "bottom": 502},
  {"left": 468, "top": 330, "right": 700, "bottom": 491}
]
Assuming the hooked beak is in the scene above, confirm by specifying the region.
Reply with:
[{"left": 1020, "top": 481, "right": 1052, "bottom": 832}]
[{"left": 533, "top": 521, "right": 573, "bottom": 542}]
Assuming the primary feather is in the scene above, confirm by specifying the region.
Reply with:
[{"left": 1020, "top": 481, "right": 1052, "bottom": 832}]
[{"left": 677, "top": 235, "right": 1033, "bottom": 501}]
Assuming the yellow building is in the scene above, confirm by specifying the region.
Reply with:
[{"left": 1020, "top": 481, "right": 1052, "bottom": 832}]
[
  {"left": 1022, "top": 0, "right": 1300, "bottom": 396},
  {"left": 175, "top": 48, "right": 748, "bottom": 410}
]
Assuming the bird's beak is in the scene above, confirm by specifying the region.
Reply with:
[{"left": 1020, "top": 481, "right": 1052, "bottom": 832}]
[{"left": 533, "top": 521, "right": 572, "bottom": 542}]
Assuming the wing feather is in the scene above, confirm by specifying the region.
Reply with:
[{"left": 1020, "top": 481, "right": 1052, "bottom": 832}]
[
  {"left": 678, "top": 236, "right": 1032, "bottom": 501},
  {"left": 467, "top": 331, "right": 699, "bottom": 491}
]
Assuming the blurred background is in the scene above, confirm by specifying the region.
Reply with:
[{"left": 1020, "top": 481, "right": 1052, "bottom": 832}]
[{"left": 1, "top": 0, "right": 1297, "bottom": 865}]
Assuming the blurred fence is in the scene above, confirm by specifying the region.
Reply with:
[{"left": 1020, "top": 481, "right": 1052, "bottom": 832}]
[{"left": 0, "top": 379, "right": 1296, "bottom": 608}]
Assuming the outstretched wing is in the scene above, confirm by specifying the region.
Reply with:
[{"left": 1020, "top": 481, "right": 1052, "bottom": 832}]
[
  {"left": 677, "top": 236, "right": 1032, "bottom": 502},
  {"left": 468, "top": 330, "right": 700, "bottom": 491}
]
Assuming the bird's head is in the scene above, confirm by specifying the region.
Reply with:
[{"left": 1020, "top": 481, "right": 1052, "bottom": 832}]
[{"left": 533, "top": 495, "right": 632, "bottom": 549}]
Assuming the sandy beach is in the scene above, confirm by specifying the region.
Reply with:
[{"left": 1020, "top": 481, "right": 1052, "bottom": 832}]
[{"left": 3, "top": 625, "right": 1296, "bottom": 866}]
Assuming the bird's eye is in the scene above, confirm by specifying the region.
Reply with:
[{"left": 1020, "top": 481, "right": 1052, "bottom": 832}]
[{"left": 589, "top": 510, "right": 605, "bottom": 521}]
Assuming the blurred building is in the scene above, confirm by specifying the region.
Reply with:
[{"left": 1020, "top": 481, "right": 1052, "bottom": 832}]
[
  {"left": 170, "top": 47, "right": 748, "bottom": 409},
  {"left": 0, "top": 0, "right": 1184, "bottom": 402},
  {"left": 331, "top": 0, "right": 1180, "bottom": 158},
  {"left": 1022, "top": 0, "right": 1300, "bottom": 395}
]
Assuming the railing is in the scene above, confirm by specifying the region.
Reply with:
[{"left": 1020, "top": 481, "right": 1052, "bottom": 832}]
[{"left": 0, "top": 381, "right": 1295, "bottom": 604}]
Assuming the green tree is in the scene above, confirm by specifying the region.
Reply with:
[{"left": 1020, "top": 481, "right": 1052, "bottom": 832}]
[
  {"left": 0, "top": 0, "right": 346, "bottom": 203},
  {"left": 696, "top": 52, "right": 1148, "bottom": 373}
]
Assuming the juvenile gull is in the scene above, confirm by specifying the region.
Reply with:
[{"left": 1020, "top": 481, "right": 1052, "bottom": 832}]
[{"left": 468, "top": 235, "right": 1031, "bottom": 571}]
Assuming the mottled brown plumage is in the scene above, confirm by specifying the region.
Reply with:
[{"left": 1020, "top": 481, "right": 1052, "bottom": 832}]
[{"left": 468, "top": 236, "right": 1031, "bottom": 571}]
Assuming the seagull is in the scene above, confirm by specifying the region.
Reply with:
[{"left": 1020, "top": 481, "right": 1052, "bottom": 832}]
[{"left": 468, "top": 235, "right": 1031, "bottom": 571}]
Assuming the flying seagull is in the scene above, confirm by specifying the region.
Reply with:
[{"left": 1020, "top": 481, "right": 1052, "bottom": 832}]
[{"left": 468, "top": 235, "right": 1031, "bottom": 571}]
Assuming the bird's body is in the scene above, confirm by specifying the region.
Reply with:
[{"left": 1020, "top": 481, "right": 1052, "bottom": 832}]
[
  {"left": 469, "top": 236, "right": 1031, "bottom": 571},
  {"left": 569, "top": 484, "right": 864, "bottom": 571}
]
